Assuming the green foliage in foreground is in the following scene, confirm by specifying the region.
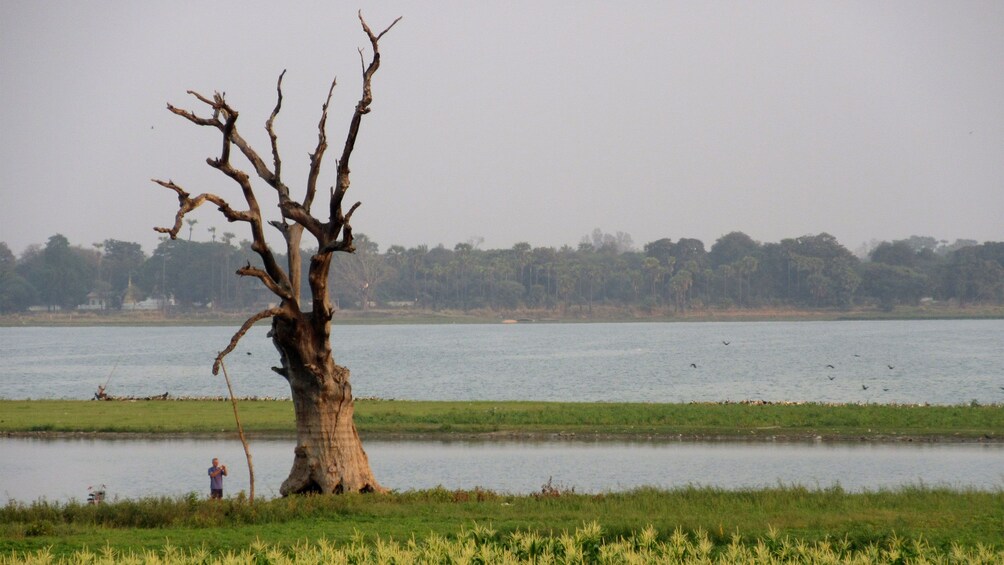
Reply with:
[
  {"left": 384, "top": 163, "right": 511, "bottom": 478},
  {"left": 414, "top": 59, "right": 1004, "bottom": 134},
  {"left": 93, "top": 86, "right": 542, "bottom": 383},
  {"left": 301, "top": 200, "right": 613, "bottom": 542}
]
[
  {"left": 4, "top": 521, "right": 1004, "bottom": 564},
  {"left": 2, "top": 486, "right": 1002, "bottom": 557},
  {"left": 2, "top": 399, "right": 1002, "bottom": 439}
]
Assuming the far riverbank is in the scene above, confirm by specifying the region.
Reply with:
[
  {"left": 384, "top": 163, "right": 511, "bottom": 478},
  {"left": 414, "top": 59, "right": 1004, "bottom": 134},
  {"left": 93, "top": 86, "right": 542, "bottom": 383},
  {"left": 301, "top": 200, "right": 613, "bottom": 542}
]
[{"left": 3, "top": 303, "right": 1004, "bottom": 326}]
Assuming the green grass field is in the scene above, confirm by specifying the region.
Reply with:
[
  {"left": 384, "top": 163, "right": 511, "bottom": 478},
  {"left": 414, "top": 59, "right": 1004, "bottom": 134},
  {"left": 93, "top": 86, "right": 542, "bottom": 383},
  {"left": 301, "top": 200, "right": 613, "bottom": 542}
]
[
  {"left": 4, "top": 399, "right": 1002, "bottom": 561},
  {"left": 1, "top": 399, "right": 1001, "bottom": 440},
  {"left": 2, "top": 486, "right": 1003, "bottom": 559}
]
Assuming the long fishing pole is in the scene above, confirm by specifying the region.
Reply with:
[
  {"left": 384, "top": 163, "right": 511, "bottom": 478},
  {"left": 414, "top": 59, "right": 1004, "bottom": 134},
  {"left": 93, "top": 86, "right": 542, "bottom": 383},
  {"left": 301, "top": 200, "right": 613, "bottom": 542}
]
[
  {"left": 95, "top": 359, "right": 120, "bottom": 399},
  {"left": 103, "top": 359, "right": 120, "bottom": 389},
  {"left": 219, "top": 359, "right": 255, "bottom": 502}
]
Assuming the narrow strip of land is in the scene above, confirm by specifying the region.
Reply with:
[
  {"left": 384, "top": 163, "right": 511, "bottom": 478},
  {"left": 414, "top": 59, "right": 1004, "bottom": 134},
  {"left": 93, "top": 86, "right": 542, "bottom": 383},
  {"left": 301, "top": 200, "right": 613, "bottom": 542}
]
[{"left": 1, "top": 399, "right": 1000, "bottom": 441}]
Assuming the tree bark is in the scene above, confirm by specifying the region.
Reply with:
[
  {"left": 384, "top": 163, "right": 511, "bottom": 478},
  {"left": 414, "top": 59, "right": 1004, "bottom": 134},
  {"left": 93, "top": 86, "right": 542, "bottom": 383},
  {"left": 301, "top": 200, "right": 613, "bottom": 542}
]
[{"left": 271, "top": 314, "right": 381, "bottom": 495}]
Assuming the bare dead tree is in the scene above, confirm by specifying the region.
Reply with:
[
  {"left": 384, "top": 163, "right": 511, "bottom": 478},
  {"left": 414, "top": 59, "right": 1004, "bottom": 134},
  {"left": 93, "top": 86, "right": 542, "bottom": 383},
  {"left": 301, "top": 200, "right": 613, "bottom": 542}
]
[{"left": 152, "top": 12, "right": 400, "bottom": 495}]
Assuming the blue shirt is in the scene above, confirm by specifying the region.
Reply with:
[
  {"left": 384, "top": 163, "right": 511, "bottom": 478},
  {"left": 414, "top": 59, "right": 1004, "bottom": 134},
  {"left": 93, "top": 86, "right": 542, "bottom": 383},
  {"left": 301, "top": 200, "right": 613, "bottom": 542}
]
[{"left": 208, "top": 465, "right": 225, "bottom": 489}]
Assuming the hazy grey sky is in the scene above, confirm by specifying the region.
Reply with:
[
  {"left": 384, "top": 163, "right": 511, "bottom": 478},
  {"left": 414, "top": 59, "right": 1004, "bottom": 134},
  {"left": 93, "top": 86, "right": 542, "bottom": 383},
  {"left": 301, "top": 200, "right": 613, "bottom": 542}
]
[{"left": 2, "top": 1, "right": 1002, "bottom": 256}]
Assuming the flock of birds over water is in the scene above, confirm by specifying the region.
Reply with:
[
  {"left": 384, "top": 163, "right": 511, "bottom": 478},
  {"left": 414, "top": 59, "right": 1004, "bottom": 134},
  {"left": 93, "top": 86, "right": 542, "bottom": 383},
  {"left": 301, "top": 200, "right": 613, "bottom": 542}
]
[
  {"left": 685, "top": 339, "right": 1004, "bottom": 396},
  {"left": 236, "top": 339, "right": 1002, "bottom": 399}
]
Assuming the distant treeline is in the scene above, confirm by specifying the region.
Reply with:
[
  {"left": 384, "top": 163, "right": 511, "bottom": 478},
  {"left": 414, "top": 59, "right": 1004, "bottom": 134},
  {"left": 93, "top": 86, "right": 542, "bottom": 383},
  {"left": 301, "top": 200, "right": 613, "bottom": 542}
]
[{"left": 1, "top": 230, "right": 1002, "bottom": 315}]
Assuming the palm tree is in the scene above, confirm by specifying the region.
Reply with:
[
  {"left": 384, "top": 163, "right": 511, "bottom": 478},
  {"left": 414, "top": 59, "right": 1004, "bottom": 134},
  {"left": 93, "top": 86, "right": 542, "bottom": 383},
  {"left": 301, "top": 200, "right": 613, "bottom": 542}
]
[
  {"left": 739, "top": 255, "right": 759, "bottom": 308},
  {"left": 669, "top": 270, "right": 693, "bottom": 313}
]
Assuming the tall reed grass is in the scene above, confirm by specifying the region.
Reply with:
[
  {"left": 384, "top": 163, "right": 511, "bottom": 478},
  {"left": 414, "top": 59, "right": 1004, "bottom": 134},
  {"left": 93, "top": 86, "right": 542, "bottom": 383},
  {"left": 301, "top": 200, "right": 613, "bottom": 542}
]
[
  {"left": 4, "top": 521, "right": 1004, "bottom": 564},
  {"left": 3, "top": 485, "right": 1002, "bottom": 558}
]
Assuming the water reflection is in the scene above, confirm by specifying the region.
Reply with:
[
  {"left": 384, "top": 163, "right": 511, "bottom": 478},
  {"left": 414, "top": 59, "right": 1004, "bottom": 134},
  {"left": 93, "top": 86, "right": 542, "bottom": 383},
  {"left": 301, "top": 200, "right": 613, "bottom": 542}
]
[{"left": 2, "top": 437, "right": 1001, "bottom": 503}]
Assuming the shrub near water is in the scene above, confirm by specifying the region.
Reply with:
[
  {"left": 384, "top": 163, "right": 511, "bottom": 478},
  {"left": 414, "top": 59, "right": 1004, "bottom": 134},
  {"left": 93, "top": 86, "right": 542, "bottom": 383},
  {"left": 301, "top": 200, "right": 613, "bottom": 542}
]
[{"left": 4, "top": 522, "right": 1004, "bottom": 564}]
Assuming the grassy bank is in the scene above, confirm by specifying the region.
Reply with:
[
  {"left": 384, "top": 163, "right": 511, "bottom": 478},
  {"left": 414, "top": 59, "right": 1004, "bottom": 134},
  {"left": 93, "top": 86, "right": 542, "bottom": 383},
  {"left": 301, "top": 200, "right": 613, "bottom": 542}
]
[
  {"left": 1, "top": 399, "right": 1001, "bottom": 440},
  {"left": 2, "top": 486, "right": 1003, "bottom": 558}
]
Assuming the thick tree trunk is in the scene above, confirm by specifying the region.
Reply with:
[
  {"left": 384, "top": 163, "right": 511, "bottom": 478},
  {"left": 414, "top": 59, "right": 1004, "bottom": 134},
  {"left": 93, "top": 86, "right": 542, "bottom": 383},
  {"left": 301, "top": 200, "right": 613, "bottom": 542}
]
[{"left": 272, "top": 316, "right": 382, "bottom": 495}]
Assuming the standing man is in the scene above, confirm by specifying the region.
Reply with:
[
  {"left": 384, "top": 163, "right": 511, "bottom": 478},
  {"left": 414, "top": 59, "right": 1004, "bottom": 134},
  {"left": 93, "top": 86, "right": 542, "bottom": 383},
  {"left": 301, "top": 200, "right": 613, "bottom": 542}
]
[{"left": 208, "top": 457, "right": 227, "bottom": 499}]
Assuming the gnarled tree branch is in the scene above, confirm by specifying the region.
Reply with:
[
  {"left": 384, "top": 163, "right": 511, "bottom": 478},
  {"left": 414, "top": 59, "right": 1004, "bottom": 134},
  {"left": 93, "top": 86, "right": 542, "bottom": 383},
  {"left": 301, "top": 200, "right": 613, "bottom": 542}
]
[
  {"left": 159, "top": 90, "right": 299, "bottom": 306},
  {"left": 150, "top": 180, "right": 253, "bottom": 237},
  {"left": 236, "top": 263, "right": 289, "bottom": 299},
  {"left": 327, "top": 12, "right": 402, "bottom": 246},
  {"left": 207, "top": 100, "right": 295, "bottom": 301},
  {"left": 305, "top": 77, "right": 337, "bottom": 215},
  {"left": 267, "top": 70, "right": 286, "bottom": 195},
  {"left": 155, "top": 12, "right": 399, "bottom": 347},
  {"left": 213, "top": 306, "right": 287, "bottom": 375},
  {"left": 167, "top": 99, "right": 222, "bottom": 129}
]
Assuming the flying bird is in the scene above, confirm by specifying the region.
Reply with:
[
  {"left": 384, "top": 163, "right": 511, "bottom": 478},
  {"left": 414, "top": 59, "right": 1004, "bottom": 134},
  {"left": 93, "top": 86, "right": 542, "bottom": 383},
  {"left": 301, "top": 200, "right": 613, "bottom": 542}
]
[
  {"left": 690, "top": 363, "right": 697, "bottom": 368},
  {"left": 825, "top": 364, "right": 835, "bottom": 369},
  {"left": 722, "top": 341, "right": 730, "bottom": 346},
  {"left": 887, "top": 365, "right": 895, "bottom": 370},
  {"left": 827, "top": 376, "right": 836, "bottom": 381},
  {"left": 862, "top": 384, "right": 869, "bottom": 390}
]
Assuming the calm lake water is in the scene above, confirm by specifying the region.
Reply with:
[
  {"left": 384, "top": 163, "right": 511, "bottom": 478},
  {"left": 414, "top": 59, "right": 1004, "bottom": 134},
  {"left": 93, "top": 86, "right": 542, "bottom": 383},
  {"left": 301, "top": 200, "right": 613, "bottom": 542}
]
[
  {"left": 3, "top": 320, "right": 1003, "bottom": 502},
  {"left": 1, "top": 320, "right": 1002, "bottom": 404},
  {"left": 2, "top": 436, "right": 1002, "bottom": 503}
]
